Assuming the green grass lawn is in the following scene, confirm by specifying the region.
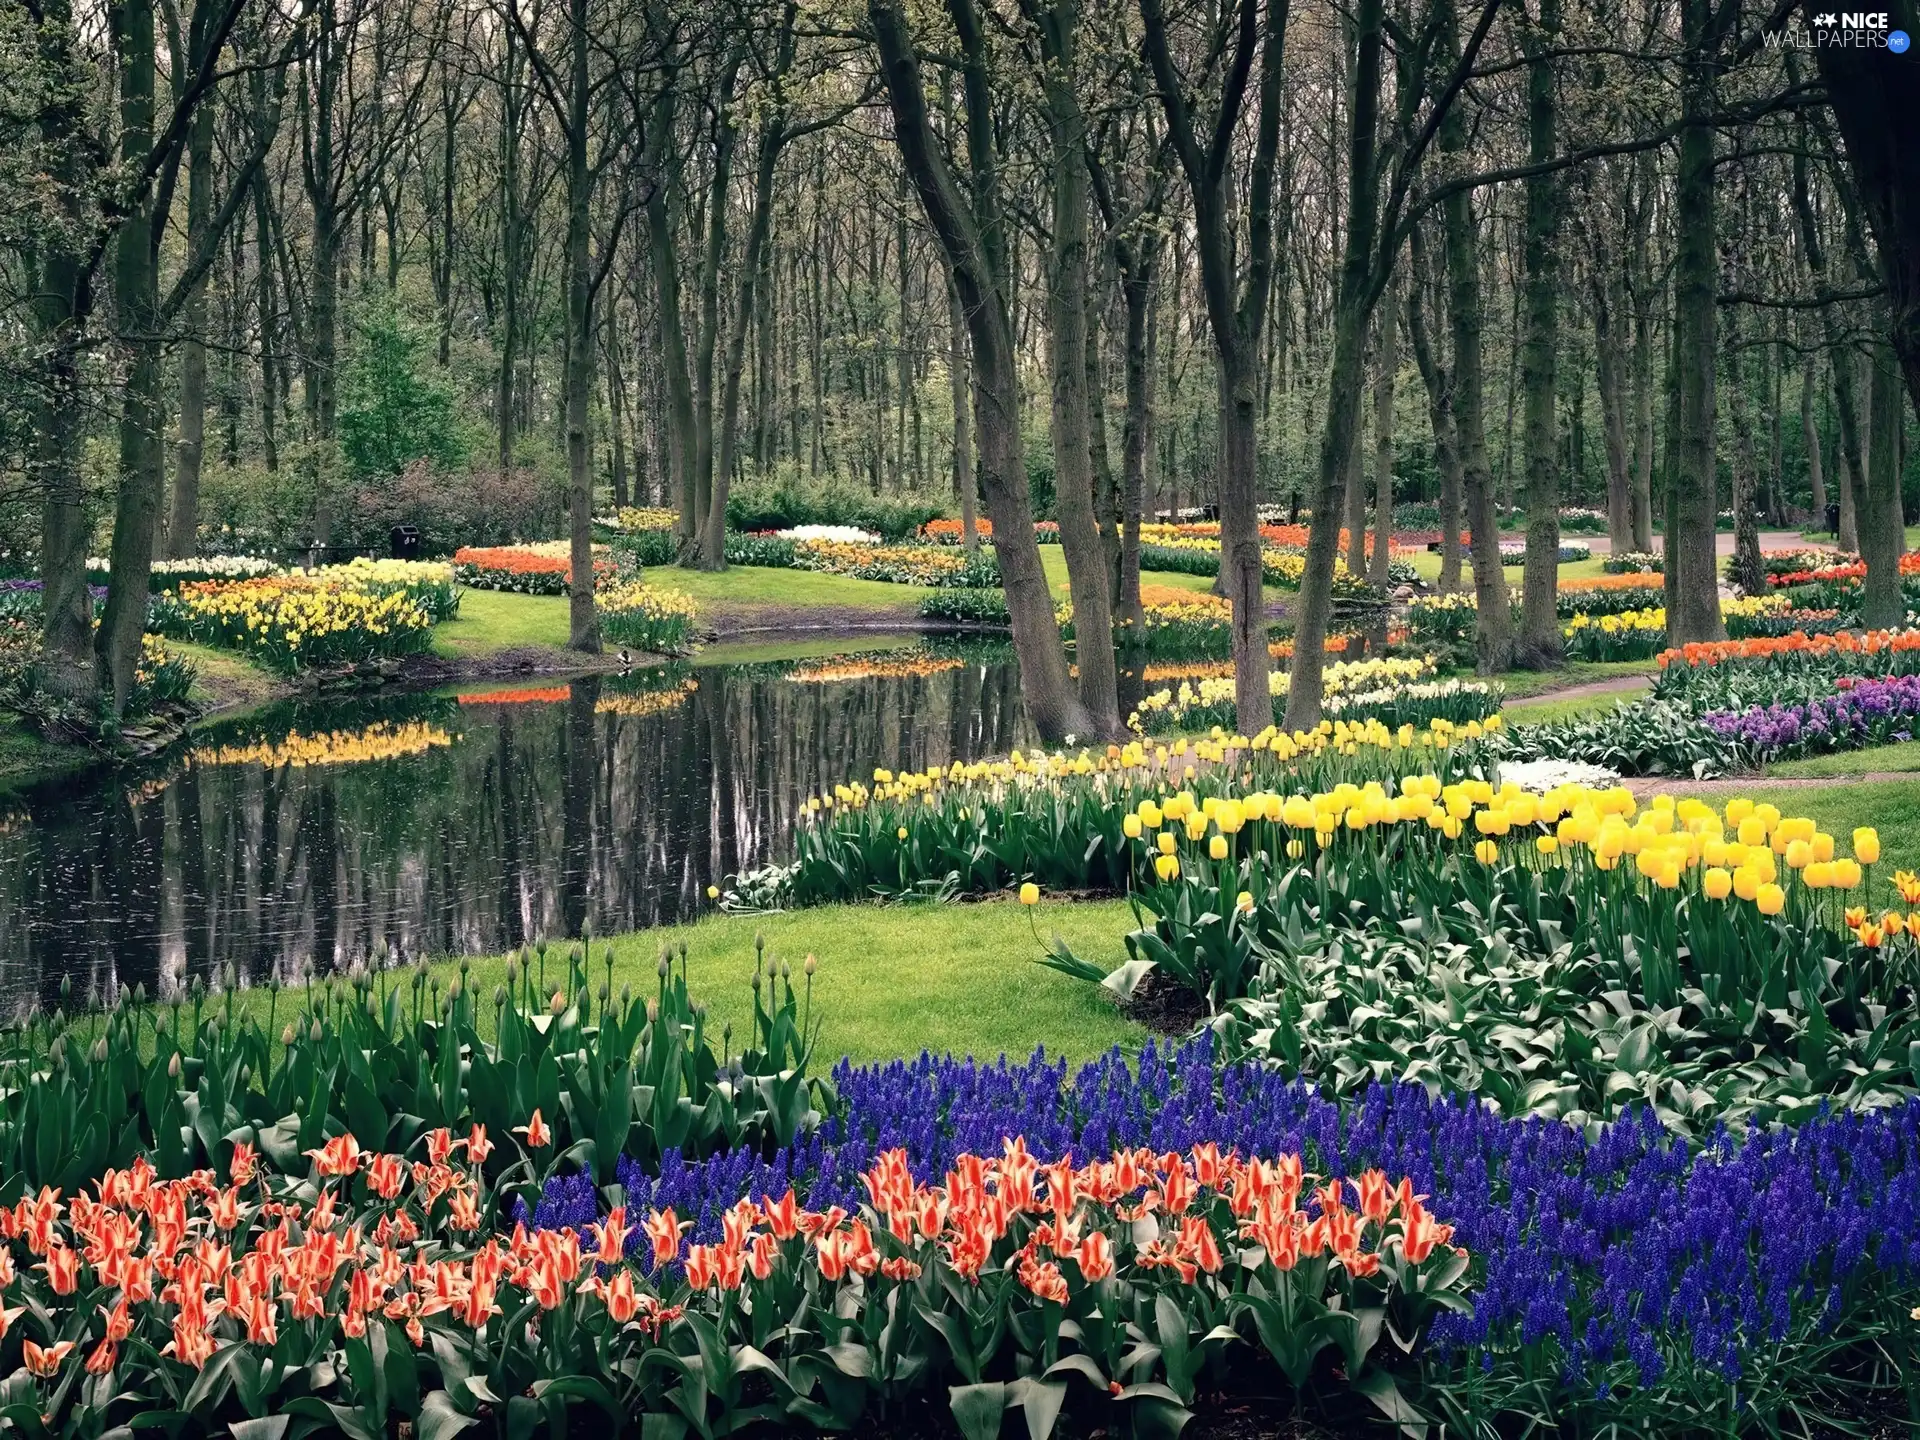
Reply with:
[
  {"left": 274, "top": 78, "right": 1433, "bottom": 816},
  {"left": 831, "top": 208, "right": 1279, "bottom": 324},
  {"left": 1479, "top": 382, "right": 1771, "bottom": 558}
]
[
  {"left": 431, "top": 588, "right": 575, "bottom": 657},
  {"left": 206, "top": 898, "right": 1144, "bottom": 1067},
  {"left": 1403, "top": 550, "right": 1611, "bottom": 585},
  {"left": 650, "top": 565, "right": 923, "bottom": 616},
  {"left": 1741, "top": 779, "right": 1920, "bottom": 880},
  {"left": 1768, "top": 740, "right": 1920, "bottom": 779}
]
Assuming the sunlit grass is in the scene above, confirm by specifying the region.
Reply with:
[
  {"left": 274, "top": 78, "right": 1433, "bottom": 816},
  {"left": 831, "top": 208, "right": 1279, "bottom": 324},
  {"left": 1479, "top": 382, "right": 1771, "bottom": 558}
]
[{"left": 1767, "top": 740, "right": 1920, "bottom": 779}]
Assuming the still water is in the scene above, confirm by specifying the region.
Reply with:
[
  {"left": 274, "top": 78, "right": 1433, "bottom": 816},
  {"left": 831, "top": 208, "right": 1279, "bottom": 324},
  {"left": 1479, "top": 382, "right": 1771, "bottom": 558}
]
[{"left": 0, "top": 639, "right": 1033, "bottom": 1014}]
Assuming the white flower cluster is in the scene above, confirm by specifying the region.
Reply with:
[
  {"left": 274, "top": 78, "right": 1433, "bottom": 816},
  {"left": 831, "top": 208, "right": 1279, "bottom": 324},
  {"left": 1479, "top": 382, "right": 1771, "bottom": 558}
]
[
  {"left": 90, "top": 554, "right": 281, "bottom": 578},
  {"left": 1494, "top": 757, "right": 1624, "bottom": 794},
  {"left": 776, "top": 524, "right": 881, "bottom": 544}
]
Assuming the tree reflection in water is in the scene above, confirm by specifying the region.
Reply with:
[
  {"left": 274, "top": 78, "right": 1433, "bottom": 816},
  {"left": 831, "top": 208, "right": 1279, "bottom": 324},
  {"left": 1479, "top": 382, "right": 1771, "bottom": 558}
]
[{"left": 0, "top": 643, "right": 1029, "bottom": 1013}]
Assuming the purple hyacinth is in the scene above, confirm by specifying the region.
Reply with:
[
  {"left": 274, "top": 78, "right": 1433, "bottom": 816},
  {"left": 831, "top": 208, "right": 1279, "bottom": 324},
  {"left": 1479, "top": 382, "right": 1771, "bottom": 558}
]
[
  {"left": 525, "top": 1036, "right": 1920, "bottom": 1407},
  {"left": 1703, "top": 673, "right": 1920, "bottom": 760}
]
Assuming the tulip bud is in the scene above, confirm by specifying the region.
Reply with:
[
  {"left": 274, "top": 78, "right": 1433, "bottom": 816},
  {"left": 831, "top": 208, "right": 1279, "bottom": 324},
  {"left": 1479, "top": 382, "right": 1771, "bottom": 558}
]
[
  {"left": 646, "top": 997, "right": 660, "bottom": 1023},
  {"left": 167, "top": 1050, "right": 181, "bottom": 1077},
  {"left": 549, "top": 990, "right": 566, "bottom": 1015},
  {"left": 657, "top": 954, "right": 670, "bottom": 978},
  {"left": 505, "top": 959, "right": 519, "bottom": 987},
  {"left": 60, "top": 975, "right": 71, "bottom": 1001},
  {"left": 91, "top": 1036, "right": 108, "bottom": 1064},
  {"left": 494, "top": 985, "right": 508, "bottom": 1009},
  {"left": 598, "top": 981, "right": 610, "bottom": 1005},
  {"left": 310, "top": 1020, "right": 324, "bottom": 1043},
  {"left": 447, "top": 977, "right": 462, "bottom": 1001},
  {"left": 779, "top": 961, "right": 790, "bottom": 980},
  {"left": 459, "top": 955, "right": 471, "bottom": 975},
  {"left": 804, "top": 954, "right": 818, "bottom": 977},
  {"left": 282, "top": 1025, "right": 296, "bottom": 1046}
]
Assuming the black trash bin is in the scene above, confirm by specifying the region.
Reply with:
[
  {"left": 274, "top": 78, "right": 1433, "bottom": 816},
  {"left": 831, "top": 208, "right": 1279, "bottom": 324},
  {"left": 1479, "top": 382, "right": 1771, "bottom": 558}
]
[
  {"left": 390, "top": 525, "right": 422, "bottom": 561},
  {"left": 1824, "top": 502, "right": 1840, "bottom": 538}
]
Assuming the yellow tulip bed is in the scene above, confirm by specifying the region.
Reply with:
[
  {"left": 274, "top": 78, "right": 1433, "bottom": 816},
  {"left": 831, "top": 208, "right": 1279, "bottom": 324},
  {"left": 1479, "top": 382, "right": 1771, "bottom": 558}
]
[
  {"left": 149, "top": 561, "right": 457, "bottom": 674},
  {"left": 760, "top": 721, "right": 1918, "bottom": 1128}
]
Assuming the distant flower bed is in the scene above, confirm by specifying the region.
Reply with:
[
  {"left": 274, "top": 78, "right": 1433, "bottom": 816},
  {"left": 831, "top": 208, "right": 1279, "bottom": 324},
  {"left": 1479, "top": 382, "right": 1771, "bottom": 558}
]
[
  {"left": 1563, "top": 606, "right": 1666, "bottom": 661},
  {"left": 456, "top": 686, "right": 573, "bottom": 707},
  {"left": 918, "top": 516, "right": 991, "bottom": 543},
  {"left": 149, "top": 560, "right": 456, "bottom": 674},
  {"left": 1061, "top": 585, "right": 1234, "bottom": 658},
  {"left": 1500, "top": 542, "right": 1591, "bottom": 565},
  {"left": 1603, "top": 550, "right": 1662, "bottom": 574},
  {"left": 790, "top": 538, "right": 999, "bottom": 588},
  {"left": 1128, "top": 656, "right": 1498, "bottom": 735},
  {"left": 779, "top": 523, "right": 882, "bottom": 545},
  {"left": 1554, "top": 573, "right": 1666, "bottom": 617},
  {"left": 453, "top": 542, "right": 617, "bottom": 595},
  {"left": 88, "top": 553, "right": 281, "bottom": 590},
  {"left": 598, "top": 581, "right": 698, "bottom": 654}
]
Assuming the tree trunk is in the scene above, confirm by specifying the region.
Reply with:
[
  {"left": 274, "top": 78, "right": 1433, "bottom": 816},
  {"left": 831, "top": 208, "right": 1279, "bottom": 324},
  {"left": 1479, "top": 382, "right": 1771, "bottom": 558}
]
[
  {"left": 647, "top": 89, "right": 697, "bottom": 552},
  {"left": 1407, "top": 225, "right": 1463, "bottom": 593},
  {"left": 1036, "top": 0, "right": 1120, "bottom": 737},
  {"left": 1801, "top": 355, "right": 1827, "bottom": 519},
  {"left": 28, "top": 0, "right": 98, "bottom": 704},
  {"left": 1116, "top": 249, "right": 1154, "bottom": 629},
  {"left": 1666, "top": 0, "right": 1725, "bottom": 646},
  {"left": 1629, "top": 302, "right": 1655, "bottom": 551},
  {"left": 1368, "top": 281, "right": 1396, "bottom": 592},
  {"left": 710, "top": 12, "right": 796, "bottom": 570},
  {"left": 1342, "top": 374, "right": 1368, "bottom": 578},
  {"left": 168, "top": 10, "right": 218, "bottom": 560},
  {"left": 98, "top": 0, "right": 166, "bottom": 714},
  {"left": 688, "top": 55, "right": 741, "bottom": 566},
  {"left": 1725, "top": 309, "right": 1764, "bottom": 596},
  {"left": 1592, "top": 265, "right": 1633, "bottom": 555},
  {"left": 562, "top": 0, "right": 598, "bottom": 652},
  {"left": 1514, "top": 0, "right": 1562, "bottom": 667},
  {"left": 1861, "top": 336, "right": 1906, "bottom": 628},
  {"left": 869, "top": 0, "right": 1089, "bottom": 742},
  {"left": 1437, "top": 2, "right": 1510, "bottom": 673},
  {"left": 1814, "top": 0, "right": 1920, "bottom": 426},
  {"left": 947, "top": 273, "right": 977, "bottom": 552}
]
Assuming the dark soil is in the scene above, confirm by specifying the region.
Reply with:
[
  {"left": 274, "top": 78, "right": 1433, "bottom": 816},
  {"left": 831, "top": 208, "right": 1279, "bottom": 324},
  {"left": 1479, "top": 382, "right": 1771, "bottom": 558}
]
[{"left": 1118, "top": 966, "right": 1209, "bottom": 1035}]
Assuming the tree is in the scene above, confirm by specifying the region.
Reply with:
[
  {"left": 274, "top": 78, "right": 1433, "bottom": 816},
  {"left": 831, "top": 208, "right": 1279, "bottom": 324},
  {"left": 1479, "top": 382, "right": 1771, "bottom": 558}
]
[
  {"left": 869, "top": 0, "right": 1090, "bottom": 741},
  {"left": 1140, "top": 0, "right": 1287, "bottom": 734}
]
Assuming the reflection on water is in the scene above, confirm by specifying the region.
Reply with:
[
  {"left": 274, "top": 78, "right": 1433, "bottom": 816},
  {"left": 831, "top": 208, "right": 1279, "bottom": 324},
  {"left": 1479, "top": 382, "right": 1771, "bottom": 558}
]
[{"left": 0, "top": 641, "right": 1030, "bottom": 1014}]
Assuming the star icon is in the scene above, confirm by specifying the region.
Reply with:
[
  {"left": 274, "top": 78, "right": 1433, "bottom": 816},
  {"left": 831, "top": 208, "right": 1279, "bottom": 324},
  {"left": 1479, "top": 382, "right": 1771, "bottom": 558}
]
[{"left": 1814, "top": 11, "right": 1836, "bottom": 22}]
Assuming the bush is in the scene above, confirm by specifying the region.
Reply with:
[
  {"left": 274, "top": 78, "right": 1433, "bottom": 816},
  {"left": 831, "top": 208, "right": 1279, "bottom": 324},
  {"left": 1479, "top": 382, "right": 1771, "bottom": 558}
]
[
  {"left": 337, "top": 460, "right": 568, "bottom": 556},
  {"left": 337, "top": 298, "right": 470, "bottom": 481}
]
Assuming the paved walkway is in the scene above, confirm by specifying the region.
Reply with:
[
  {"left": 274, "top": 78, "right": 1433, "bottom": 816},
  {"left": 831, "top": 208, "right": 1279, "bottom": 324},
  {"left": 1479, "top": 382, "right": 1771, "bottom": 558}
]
[{"left": 1574, "top": 531, "right": 1831, "bottom": 557}]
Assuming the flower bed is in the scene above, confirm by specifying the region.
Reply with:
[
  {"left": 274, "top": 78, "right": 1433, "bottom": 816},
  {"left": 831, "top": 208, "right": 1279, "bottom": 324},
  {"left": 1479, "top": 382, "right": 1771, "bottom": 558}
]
[
  {"left": 1059, "top": 585, "right": 1237, "bottom": 658},
  {"left": 598, "top": 581, "right": 698, "bottom": 654},
  {"left": 538, "top": 1042, "right": 1920, "bottom": 1438},
  {"left": 453, "top": 543, "right": 618, "bottom": 595},
  {"left": 1601, "top": 550, "right": 1661, "bottom": 574},
  {"left": 1653, "top": 627, "right": 1920, "bottom": 709},
  {"left": 1499, "top": 542, "right": 1590, "bottom": 565},
  {"left": 1554, "top": 573, "right": 1666, "bottom": 617},
  {"left": 790, "top": 538, "right": 998, "bottom": 587},
  {"left": 1702, "top": 672, "right": 1920, "bottom": 762},
  {"left": 87, "top": 554, "right": 281, "bottom": 590},
  {"left": 1562, "top": 605, "right": 1665, "bottom": 661},
  {"left": 148, "top": 562, "right": 456, "bottom": 674},
  {"left": 1128, "top": 657, "right": 1499, "bottom": 735}
]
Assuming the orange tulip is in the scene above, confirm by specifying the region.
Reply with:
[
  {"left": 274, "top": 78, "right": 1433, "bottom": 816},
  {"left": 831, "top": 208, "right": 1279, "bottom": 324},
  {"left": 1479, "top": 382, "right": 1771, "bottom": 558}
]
[
  {"left": 23, "top": 1339, "right": 74, "bottom": 1378},
  {"left": 512, "top": 1110, "right": 552, "bottom": 1149}
]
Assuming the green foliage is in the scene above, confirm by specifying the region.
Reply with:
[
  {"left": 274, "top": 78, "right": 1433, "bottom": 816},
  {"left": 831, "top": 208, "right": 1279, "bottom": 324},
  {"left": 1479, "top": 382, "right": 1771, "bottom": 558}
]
[{"left": 338, "top": 302, "right": 470, "bottom": 482}]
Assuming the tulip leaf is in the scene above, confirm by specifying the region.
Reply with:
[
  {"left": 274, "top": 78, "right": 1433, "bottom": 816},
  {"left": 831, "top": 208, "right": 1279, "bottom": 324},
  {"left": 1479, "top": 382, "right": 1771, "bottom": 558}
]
[
  {"left": 946, "top": 1382, "right": 1008, "bottom": 1440},
  {"left": 227, "top": 1419, "right": 288, "bottom": 1440}
]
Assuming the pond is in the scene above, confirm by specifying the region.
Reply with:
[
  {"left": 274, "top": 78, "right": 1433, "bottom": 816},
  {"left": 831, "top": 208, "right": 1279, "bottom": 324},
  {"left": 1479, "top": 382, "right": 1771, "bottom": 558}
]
[{"left": 0, "top": 638, "right": 1034, "bottom": 1015}]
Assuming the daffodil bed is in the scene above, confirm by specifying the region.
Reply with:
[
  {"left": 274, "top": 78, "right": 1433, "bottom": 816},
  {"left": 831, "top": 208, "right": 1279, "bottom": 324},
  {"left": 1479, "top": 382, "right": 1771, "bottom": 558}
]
[
  {"left": 148, "top": 560, "right": 460, "bottom": 674},
  {"left": 1127, "top": 656, "right": 1500, "bottom": 735}
]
